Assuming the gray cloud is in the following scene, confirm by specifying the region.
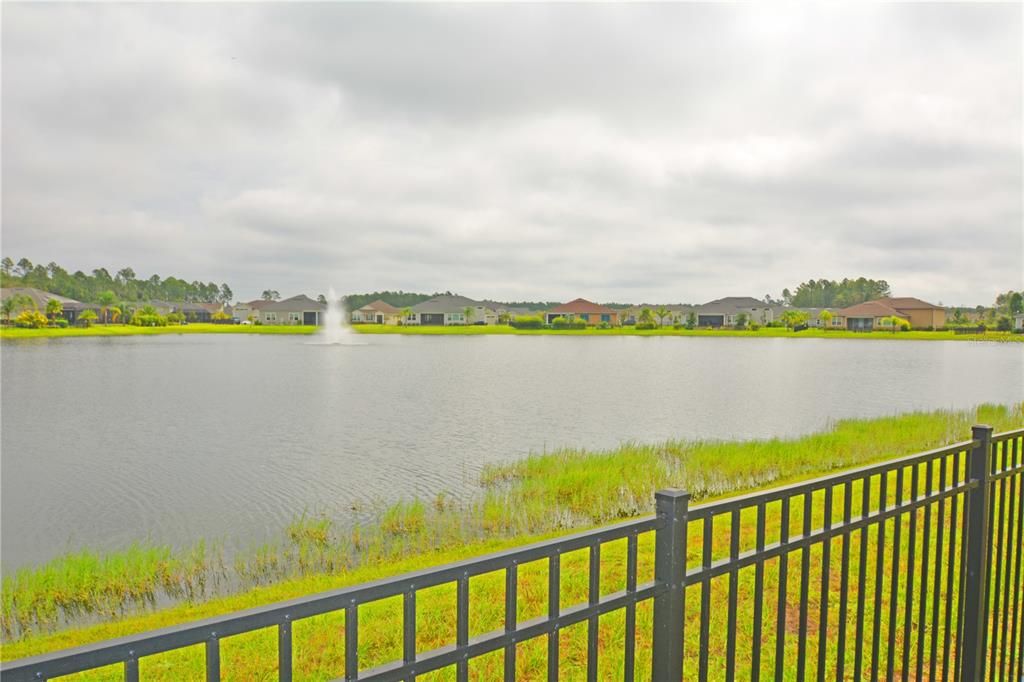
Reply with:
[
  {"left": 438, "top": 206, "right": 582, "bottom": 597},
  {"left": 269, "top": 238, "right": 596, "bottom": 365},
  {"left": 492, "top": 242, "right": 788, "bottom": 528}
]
[{"left": 2, "top": 3, "right": 1020, "bottom": 305}]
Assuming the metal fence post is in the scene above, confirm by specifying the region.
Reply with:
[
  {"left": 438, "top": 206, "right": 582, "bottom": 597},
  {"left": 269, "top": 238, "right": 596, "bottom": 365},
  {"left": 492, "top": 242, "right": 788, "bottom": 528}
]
[
  {"left": 652, "top": 489, "right": 689, "bottom": 681},
  {"left": 960, "top": 424, "right": 993, "bottom": 682}
]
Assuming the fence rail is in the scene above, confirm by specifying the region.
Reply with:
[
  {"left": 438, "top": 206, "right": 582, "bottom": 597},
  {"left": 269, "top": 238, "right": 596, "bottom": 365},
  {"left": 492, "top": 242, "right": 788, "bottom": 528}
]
[{"left": 3, "top": 426, "right": 1022, "bottom": 681}]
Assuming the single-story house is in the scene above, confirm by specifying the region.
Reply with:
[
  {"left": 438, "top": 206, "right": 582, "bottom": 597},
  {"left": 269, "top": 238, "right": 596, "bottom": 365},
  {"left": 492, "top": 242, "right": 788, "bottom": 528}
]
[
  {"left": 694, "top": 297, "right": 780, "bottom": 327},
  {"left": 351, "top": 300, "right": 402, "bottom": 325},
  {"left": 836, "top": 297, "right": 946, "bottom": 330},
  {"left": 792, "top": 307, "right": 844, "bottom": 328},
  {"left": 835, "top": 300, "right": 907, "bottom": 331},
  {"left": 872, "top": 297, "right": 946, "bottom": 329},
  {"left": 545, "top": 298, "right": 620, "bottom": 326},
  {"left": 233, "top": 300, "right": 275, "bottom": 323},
  {"left": 407, "top": 295, "right": 498, "bottom": 326},
  {"left": 0, "top": 286, "right": 101, "bottom": 324},
  {"left": 261, "top": 295, "right": 326, "bottom": 325},
  {"left": 480, "top": 301, "right": 535, "bottom": 321}
]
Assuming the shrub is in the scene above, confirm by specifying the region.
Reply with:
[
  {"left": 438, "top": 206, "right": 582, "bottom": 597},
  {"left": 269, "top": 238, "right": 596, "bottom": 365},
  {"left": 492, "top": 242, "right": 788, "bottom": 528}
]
[
  {"left": 78, "top": 310, "right": 98, "bottom": 327},
  {"left": 510, "top": 315, "right": 544, "bottom": 329},
  {"left": 550, "top": 316, "right": 586, "bottom": 330},
  {"left": 212, "top": 311, "right": 232, "bottom": 322},
  {"left": 997, "top": 316, "right": 1012, "bottom": 332},
  {"left": 596, "top": 321, "right": 612, "bottom": 330},
  {"left": 636, "top": 322, "right": 658, "bottom": 330},
  {"left": 14, "top": 310, "right": 48, "bottom": 328},
  {"left": 132, "top": 313, "right": 168, "bottom": 327},
  {"left": 166, "top": 312, "right": 185, "bottom": 325},
  {"left": 750, "top": 322, "right": 761, "bottom": 331},
  {"left": 54, "top": 318, "right": 69, "bottom": 328}
]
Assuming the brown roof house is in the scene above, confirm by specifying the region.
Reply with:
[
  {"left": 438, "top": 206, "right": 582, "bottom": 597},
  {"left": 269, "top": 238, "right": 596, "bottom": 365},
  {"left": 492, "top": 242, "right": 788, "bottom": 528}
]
[
  {"left": 545, "top": 298, "right": 619, "bottom": 326},
  {"left": 351, "top": 300, "right": 402, "bottom": 325},
  {"left": 837, "top": 297, "right": 946, "bottom": 331}
]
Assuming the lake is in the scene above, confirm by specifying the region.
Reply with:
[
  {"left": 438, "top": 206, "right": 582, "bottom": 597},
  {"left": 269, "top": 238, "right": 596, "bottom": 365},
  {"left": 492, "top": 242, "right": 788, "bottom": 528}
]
[{"left": 2, "top": 333, "right": 1021, "bottom": 570}]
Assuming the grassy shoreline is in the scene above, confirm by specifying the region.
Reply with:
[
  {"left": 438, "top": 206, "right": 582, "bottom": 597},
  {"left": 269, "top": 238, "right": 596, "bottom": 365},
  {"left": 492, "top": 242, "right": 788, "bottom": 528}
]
[
  {"left": 2, "top": 322, "right": 1020, "bottom": 341},
  {"left": 3, "top": 403, "right": 1021, "bottom": 674}
]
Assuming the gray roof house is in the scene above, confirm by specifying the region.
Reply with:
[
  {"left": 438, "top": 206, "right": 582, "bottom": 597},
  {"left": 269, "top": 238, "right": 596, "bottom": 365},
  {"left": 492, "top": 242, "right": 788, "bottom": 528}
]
[
  {"left": 694, "top": 297, "right": 781, "bottom": 327},
  {"left": 410, "top": 295, "right": 498, "bottom": 326},
  {"left": 1, "top": 286, "right": 101, "bottom": 324},
  {"left": 260, "top": 295, "right": 326, "bottom": 325}
]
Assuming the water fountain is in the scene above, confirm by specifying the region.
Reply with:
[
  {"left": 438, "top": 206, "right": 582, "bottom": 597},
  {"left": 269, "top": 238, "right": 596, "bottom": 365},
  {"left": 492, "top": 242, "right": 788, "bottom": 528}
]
[{"left": 317, "top": 286, "right": 360, "bottom": 345}]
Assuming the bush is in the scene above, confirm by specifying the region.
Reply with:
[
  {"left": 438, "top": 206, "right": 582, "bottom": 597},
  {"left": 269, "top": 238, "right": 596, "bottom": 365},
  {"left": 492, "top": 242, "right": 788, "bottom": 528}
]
[
  {"left": 636, "top": 322, "right": 658, "bottom": 330},
  {"left": 898, "top": 320, "right": 911, "bottom": 332},
  {"left": 132, "top": 313, "right": 168, "bottom": 327},
  {"left": 997, "top": 316, "right": 1012, "bottom": 332},
  {"left": 750, "top": 323, "right": 761, "bottom": 331},
  {"left": 166, "top": 312, "right": 185, "bottom": 325},
  {"left": 54, "top": 318, "right": 69, "bottom": 328},
  {"left": 15, "top": 310, "right": 48, "bottom": 328},
  {"left": 78, "top": 310, "right": 98, "bottom": 327},
  {"left": 550, "top": 316, "right": 586, "bottom": 330},
  {"left": 596, "top": 321, "right": 611, "bottom": 330},
  {"left": 510, "top": 315, "right": 544, "bottom": 329}
]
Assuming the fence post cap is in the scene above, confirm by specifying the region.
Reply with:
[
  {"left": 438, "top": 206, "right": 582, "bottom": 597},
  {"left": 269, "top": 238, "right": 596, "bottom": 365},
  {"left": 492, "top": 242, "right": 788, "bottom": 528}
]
[
  {"left": 971, "top": 424, "right": 994, "bottom": 437},
  {"left": 654, "top": 488, "right": 690, "bottom": 501}
]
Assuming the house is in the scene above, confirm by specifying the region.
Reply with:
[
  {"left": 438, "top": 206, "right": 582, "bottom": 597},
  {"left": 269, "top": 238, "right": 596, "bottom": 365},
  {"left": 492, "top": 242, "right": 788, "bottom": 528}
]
[
  {"left": 175, "top": 302, "right": 213, "bottom": 323},
  {"left": 408, "top": 295, "right": 498, "bottom": 326},
  {"left": 835, "top": 300, "right": 907, "bottom": 331},
  {"left": 792, "top": 307, "right": 844, "bottom": 329},
  {"left": 872, "top": 297, "right": 946, "bottom": 329},
  {"left": 233, "top": 299, "right": 275, "bottom": 323},
  {"left": 260, "top": 295, "right": 326, "bottom": 325},
  {"left": 837, "top": 297, "right": 946, "bottom": 330},
  {"left": 1014, "top": 314, "right": 1024, "bottom": 331},
  {"left": 694, "top": 297, "right": 779, "bottom": 327},
  {"left": 480, "top": 301, "right": 534, "bottom": 321},
  {"left": 0, "top": 286, "right": 101, "bottom": 324},
  {"left": 545, "top": 298, "right": 620, "bottom": 326},
  {"left": 352, "top": 300, "right": 402, "bottom": 325}
]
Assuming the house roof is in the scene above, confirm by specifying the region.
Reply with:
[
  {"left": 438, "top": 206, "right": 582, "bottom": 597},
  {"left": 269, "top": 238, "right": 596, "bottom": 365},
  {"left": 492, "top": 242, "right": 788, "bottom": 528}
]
[
  {"left": 549, "top": 298, "right": 616, "bottom": 315},
  {"left": 411, "top": 295, "right": 494, "bottom": 314},
  {"left": 697, "top": 297, "right": 777, "bottom": 314},
  {"left": 1, "top": 286, "right": 82, "bottom": 309},
  {"left": 837, "top": 300, "right": 904, "bottom": 318},
  {"left": 262, "top": 294, "right": 325, "bottom": 312},
  {"left": 877, "top": 297, "right": 943, "bottom": 310},
  {"left": 359, "top": 299, "right": 400, "bottom": 314},
  {"left": 237, "top": 299, "right": 275, "bottom": 310}
]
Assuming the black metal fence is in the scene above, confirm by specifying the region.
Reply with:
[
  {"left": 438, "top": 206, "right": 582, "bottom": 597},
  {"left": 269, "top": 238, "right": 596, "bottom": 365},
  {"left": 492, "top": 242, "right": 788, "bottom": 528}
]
[{"left": 3, "top": 425, "right": 1022, "bottom": 681}]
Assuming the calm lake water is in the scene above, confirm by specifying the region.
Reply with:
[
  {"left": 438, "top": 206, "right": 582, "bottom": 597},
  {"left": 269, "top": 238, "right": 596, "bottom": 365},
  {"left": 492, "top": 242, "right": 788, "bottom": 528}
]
[{"left": 2, "top": 334, "right": 1021, "bottom": 570}]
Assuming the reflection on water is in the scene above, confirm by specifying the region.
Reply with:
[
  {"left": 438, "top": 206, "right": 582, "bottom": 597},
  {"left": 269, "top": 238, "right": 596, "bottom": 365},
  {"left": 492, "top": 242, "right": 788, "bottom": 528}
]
[{"left": 2, "top": 333, "right": 1021, "bottom": 569}]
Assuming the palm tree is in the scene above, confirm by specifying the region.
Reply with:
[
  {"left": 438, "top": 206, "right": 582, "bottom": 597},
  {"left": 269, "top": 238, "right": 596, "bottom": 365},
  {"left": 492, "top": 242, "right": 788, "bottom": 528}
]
[
  {"left": 78, "top": 309, "right": 98, "bottom": 327},
  {"left": 401, "top": 307, "right": 412, "bottom": 325},
  {"left": 655, "top": 306, "right": 670, "bottom": 327},
  {"left": 109, "top": 306, "right": 122, "bottom": 324},
  {"left": 98, "top": 290, "right": 116, "bottom": 324},
  {"left": 463, "top": 306, "right": 474, "bottom": 325},
  {"left": 45, "top": 298, "right": 63, "bottom": 323}
]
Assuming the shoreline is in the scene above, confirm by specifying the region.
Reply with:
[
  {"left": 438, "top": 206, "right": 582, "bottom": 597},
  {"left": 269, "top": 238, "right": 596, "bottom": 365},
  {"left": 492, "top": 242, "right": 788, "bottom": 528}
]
[
  {"left": 4, "top": 403, "right": 1021, "bottom": 663},
  {"left": 1, "top": 322, "right": 1020, "bottom": 342}
]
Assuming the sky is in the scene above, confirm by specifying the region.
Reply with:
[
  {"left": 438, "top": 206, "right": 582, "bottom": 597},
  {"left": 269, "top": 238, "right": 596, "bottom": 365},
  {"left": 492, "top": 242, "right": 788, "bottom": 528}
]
[{"left": 2, "top": 3, "right": 1021, "bottom": 306}]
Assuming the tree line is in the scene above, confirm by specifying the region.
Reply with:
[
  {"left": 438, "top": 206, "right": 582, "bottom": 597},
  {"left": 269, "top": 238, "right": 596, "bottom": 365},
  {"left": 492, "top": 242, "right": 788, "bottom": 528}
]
[
  {"left": 0, "top": 257, "right": 232, "bottom": 304},
  {"left": 781, "top": 278, "right": 892, "bottom": 308}
]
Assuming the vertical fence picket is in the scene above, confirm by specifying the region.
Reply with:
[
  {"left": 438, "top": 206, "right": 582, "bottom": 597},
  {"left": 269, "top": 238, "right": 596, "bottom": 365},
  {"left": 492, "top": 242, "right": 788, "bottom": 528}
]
[
  {"left": 870, "top": 472, "right": 888, "bottom": 680},
  {"left": 901, "top": 463, "right": 919, "bottom": 681},
  {"left": 547, "top": 554, "right": 559, "bottom": 681},
  {"left": 504, "top": 564, "right": 517, "bottom": 682},
  {"left": 916, "top": 460, "right": 933, "bottom": 681},
  {"left": 206, "top": 635, "right": 220, "bottom": 682},
  {"left": 624, "top": 533, "right": 638, "bottom": 682},
  {"left": 816, "top": 486, "right": 832, "bottom": 682},
  {"left": 886, "top": 467, "right": 905, "bottom": 682},
  {"left": 959, "top": 425, "right": 993, "bottom": 682},
  {"left": 853, "top": 475, "right": 871, "bottom": 681},
  {"left": 651, "top": 489, "right": 688, "bottom": 682},
  {"left": 751, "top": 502, "right": 766, "bottom": 682},
  {"left": 457, "top": 575, "right": 469, "bottom": 682},
  {"left": 775, "top": 497, "right": 790, "bottom": 682}
]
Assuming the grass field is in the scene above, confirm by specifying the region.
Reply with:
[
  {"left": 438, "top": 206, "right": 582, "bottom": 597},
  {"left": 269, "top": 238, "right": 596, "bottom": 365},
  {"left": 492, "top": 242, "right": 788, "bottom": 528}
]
[
  {"left": 3, "top": 404, "right": 1021, "bottom": 680},
  {"left": 2, "top": 322, "right": 1020, "bottom": 342}
]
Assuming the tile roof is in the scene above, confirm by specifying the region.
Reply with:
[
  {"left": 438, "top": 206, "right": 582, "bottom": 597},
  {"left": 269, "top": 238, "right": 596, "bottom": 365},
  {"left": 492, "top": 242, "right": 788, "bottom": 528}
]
[
  {"left": 359, "top": 299, "right": 400, "bottom": 313},
  {"left": 837, "top": 300, "right": 904, "bottom": 318},
  {"left": 549, "top": 298, "right": 616, "bottom": 314},
  {"left": 877, "top": 297, "right": 943, "bottom": 310}
]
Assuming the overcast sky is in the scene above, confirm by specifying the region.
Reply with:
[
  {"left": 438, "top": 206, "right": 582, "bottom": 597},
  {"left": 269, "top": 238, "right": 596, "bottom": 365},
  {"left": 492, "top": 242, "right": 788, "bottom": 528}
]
[{"left": 2, "top": 3, "right": 1021, "bottom": 305}]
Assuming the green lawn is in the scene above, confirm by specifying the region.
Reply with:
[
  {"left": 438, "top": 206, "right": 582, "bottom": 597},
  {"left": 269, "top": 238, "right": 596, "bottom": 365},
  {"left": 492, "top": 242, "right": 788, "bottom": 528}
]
[
  {"left": 2, "top": 322, "right": 1020, "bottom": 342},
  {"left": 3, "top": 404, "right": 1021, "bottom": 680}
]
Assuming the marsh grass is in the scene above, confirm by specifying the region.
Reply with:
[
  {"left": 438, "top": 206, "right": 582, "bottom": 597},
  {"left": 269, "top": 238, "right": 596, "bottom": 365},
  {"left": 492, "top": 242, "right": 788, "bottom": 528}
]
[{"left": 3, "top": 404, "right": 1021, "bottom": 678}]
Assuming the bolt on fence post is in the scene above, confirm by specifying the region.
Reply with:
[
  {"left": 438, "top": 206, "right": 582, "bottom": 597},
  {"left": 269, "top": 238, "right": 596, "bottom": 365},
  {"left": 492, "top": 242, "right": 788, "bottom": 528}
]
[
  {"left": 959, "top": 424, "right": 993, "bottom": 682},
  {"left": 652, "top": 489, "right": 690, "bottom": 681}
]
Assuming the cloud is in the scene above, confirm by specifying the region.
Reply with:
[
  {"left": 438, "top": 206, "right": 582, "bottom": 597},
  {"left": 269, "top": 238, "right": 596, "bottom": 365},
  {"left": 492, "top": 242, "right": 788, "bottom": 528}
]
[{"left": 2, "top": 3, "right": 1020, "bottom": 304}]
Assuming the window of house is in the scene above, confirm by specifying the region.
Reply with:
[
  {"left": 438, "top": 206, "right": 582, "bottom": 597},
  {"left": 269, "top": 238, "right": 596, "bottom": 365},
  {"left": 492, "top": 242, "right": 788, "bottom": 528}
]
[
  {"left": 601, "top": 314, "right": 610, "bottom": 322},
  {"left": 266, "top": 313, "right": 277, "bottom": 321},
  {"left": 580, "top": 314, "right": 590, "bottom": 321},
  {"left": 289, "top": 312, "right": 300, "bottom": 322}
]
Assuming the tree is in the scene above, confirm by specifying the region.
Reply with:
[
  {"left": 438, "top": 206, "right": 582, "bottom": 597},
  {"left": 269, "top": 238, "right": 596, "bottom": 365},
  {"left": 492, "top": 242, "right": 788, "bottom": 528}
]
[
  {"left": 45, "top": 297, "right": 63, "bottom": 322},
  {"left": 16, "top": 258, "right": 33, "bottom": 277},
  {"left": 109, "top": 306, "right": 122, "bottom": 324},
  {"left": 734, "top": 312, "right": 749, "bottom": 329},
  {"left": 463, "top": 306, "right": 474, "bottom": 325},
  {"left": 220, "top": 283, "right": 233, "bottom": 304},
  {"left": 98, "top": 290, "right": 116, "bottom": 323},
  {"left": 2, "top": 294, "right": 31, "bottom": 322},
  {"left": 116, "top": 267, "right": 136, "bottom": 284},
  {"left": 781, "top": 309, "right": 810, "bottom": 329},
  {"left": 401, "top": 307, "right": 412, "bottom": 325},
  {"left": 261, "top": 290, "right": 280, "bottom": 301},
  {"left": 78, "top": 309, "right": 98, "bottom": 327},
  {"left": 1009, "top": 292, "right": 1024, "bottom": 315},
  {"left": 881, "top": 315, "right": 909, "bottom": 333},
  {"left": 685, "top": 312, "right": 697, "bottom": 329},
  {"left": 317, "top": 294, "right": 327, "bottom": 305},
  {"left": 656, "top": 306, "right": 670, "bottom": 327},
  {"left": 818, "top": 309, "right": 833, "bottom": 329},
  {"left": 638, "top": 308, "right": 655, "bottom": 327},
  {"left": 1, "top": 257, "right": 13, "bottom": 277}
]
